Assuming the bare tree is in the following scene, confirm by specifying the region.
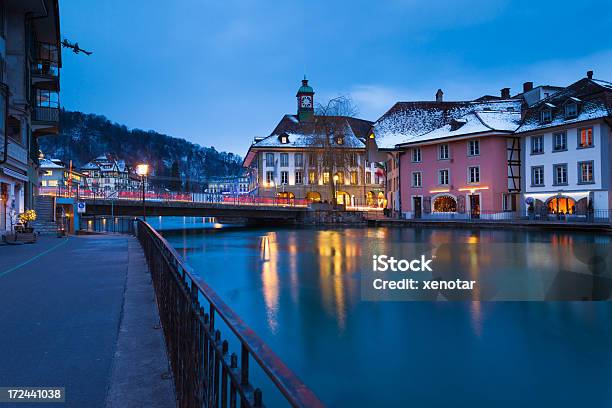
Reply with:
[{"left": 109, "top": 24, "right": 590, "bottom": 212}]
[{"left": 307, "top": 96, "right": 360, "bottom": 204}]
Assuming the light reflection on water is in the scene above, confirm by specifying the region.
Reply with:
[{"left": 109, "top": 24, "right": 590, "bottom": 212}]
[{"left": 161, "top": 220, "right": 612, "bottom": 407}]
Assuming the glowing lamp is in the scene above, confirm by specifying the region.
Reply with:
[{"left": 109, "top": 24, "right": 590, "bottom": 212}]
[{"left": 136, "top": 164, "right": 149, "bottom": 177}]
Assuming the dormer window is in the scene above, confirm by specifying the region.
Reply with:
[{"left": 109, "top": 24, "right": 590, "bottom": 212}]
[
  {"left": 564, "top": 102, "right": 578, "bottom": 119},
  {"left": 541, "top": 109, "right": 552, "bottom": 123},
  {"left": 279, "top": 133, "right": 290, "bottom": 144},
  {"left": 336, "top": 136, "right": 344, "bottom": 145},
  {"left": 450, "top": 119, "right": 467, "bottom": 131}
]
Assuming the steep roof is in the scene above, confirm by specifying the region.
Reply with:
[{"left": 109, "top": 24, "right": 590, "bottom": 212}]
[
  {"left": 373, "top": 99, "right": 521, "bottom": 149},
  {"left": 398, "top": 109, "right": 521, "bottom": 146},
  {"left": 39, "top": 158, "right": 64, "bottom": 169},
  {"left": 515, "top": 78, "right": 612, "bottom": 134},
  {"left": 251, "top": 114, "right": 373, "bottom": 149}
]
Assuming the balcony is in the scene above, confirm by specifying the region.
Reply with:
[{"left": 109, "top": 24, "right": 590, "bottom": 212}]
[
  {"left": 30, "top": 42, "right": 60, "bottom": 91},
  {"left": 32, "top": 106, "right": 60, "bottom": 136}
]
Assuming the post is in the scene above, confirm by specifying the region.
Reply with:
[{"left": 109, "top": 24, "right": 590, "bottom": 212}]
[{"left": 141, "top": 175, "right": 146, "bottom": 221}]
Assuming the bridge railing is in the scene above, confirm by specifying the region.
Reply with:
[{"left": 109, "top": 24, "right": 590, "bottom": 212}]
[{"left": 135, "top": 220, "right": 324, "bottom": 408}]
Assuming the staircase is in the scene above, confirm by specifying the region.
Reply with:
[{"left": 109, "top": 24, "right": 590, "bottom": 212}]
[{"left": 32, "top": 196, "right": 57, "bottom": 235}]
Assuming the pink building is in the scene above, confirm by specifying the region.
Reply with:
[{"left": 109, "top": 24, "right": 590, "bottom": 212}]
[{"left": 397, "top": 110, "right": 522, "bottom": 219}]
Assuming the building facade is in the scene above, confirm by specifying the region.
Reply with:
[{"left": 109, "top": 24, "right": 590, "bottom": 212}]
[
  {"left": 206, "top": 174, "right": 250, "bottom": 194},
  {"left": 0, "top": 0, "right": 61, "bottom": 234},
  {"left": 39, "top": 157, "right": 87, "bottom": 193},
  {"left": 518, "top": 73, "right": 612, "bottom": 217},
  {"left": 243, "top": 78, "right": 384, "bottom": 206},
  {"left": 80, "top": 154, "right": 139, "bottom": 194}
]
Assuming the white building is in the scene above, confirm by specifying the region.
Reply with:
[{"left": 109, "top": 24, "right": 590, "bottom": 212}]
[
  {"left": 80, "top": 155, "right": 139, "bottom": 194},
  {"left": 517, "top": 72, "right": 612, "bottom": 217}
]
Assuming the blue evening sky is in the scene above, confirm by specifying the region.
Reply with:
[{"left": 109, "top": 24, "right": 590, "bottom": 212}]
[{"left": 60, "top": 0, "right": 612, "bottom": 154}]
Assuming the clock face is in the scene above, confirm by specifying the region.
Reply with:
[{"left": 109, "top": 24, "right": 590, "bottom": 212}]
[{"left": 301, "top": 96, "right": 312, "bottom": 108}]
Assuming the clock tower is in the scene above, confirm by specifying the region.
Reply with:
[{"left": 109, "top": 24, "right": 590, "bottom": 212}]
[{"left": 296, "top": 76, "right": 314, "bottom": 122}]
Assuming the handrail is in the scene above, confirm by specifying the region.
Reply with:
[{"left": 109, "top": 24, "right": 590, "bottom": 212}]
[{"left": 136, "top": 219, "right": 325, "bottom": 408}]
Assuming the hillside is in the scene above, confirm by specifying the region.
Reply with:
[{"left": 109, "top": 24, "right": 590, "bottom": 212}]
[{"left": 38, "top": 110, "right": 243, "bottom": 191}]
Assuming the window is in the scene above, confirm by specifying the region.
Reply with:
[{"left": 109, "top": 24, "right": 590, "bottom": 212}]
[
  {"left": 531, "top": 166, "right": 544, "bottom": 186},
  {"left": 336, "top": 136, "right": 344, "bottom": 145},
  {"left": 350, "top": 154, "right": 357, "bottom": 167},
  {"left": 578, "top": 161, "right": 594, "bottom": 184},
  {"left": 412, "top": 147, "right": 421, "bottom": 163},
  {"left": 294, "top": 153, "right": 303, "bottom": 167},
  {"left": 350, "top": 171, "right": 358, "bottom": 185},
  {"left": 295, "top": 171, "right": 303, "bottom": 184},
  {"left": 553, "top": 132, "right": 567, "bottom": 152},
  {"left": 438, "top": 144, "right": 449, "bottom": 160},
  {"left": 335, "top": 172, "right": 344, "bottom": 184},
  {"left": 280, "top": 135, "right": 289, "bottom": 144},
  {"left": 412, "top": 172, "right": 422, "bottom": 187},
  {"left": 468, "top": 166, "right": 480, "bottom": 183},
  {"left": 266, "top": 171, "right": 274, "bottom": 184},
  {"left": 438, "top": 169, "right": 449, "bottom": 185},
  {"left": 468, "top": 140, "right": 480, "bottom": 156},
  {"left": 366, "top": 172, "right": 371, "bottom": 184},
  {"left": 323, "top": 172, "right": 330, "bottom": 184},
  {"left": 280, "top": 153, "right": 289, "bottom": 167},
  {"left": 578, "top": 127, "right": 593, "bottom": 148},
  {"left": 531, "top": 136, "right": 544, "bottom": 154},
  {"left": 280, "top": 171, "right": 289, "bottom": 185},
  {"left": 308, "top": 171, "right": 317, "bottom": 184},
  {"left": 564, "top": 103, "right": 577, "bottom": 119},
  {"left": 553, "top": 164, "right": 568, "bottom": 186},
  {"left": 265, "top": 153, "right": 274, "bottom": 167},
  {"left": 541, "top": 109, "right": 552, "bottom": 123},
  {"left": 433, "top": 195, "right": 457, "bottom": 213},
  {"left": 308, "top": 154, "right": 316, "bottom": 166}
]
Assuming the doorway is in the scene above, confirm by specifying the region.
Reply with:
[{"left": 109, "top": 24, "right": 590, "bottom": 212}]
[
  {"left": 413, "top": 196, "right": 422, "bottom": 219},
  {"left": 469, "top": 194, "right": 480, "bottom": 219}
]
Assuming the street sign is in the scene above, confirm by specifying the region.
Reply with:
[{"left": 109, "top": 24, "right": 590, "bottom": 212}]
[{"left": 77, "top": 202, "right": 86, "bottom": 213}]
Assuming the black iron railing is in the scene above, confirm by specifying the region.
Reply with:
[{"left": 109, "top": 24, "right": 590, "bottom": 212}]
[
  {"left": 33, "top": 106, "right": 59, "bottom": 122},
  {"left": 135, "top": 220, "right": 324, "bottom": 408}
]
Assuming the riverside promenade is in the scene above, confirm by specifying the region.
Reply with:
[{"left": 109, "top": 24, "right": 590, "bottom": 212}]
[{"left": 0, "top": 235, "right": 175, "bottom": 408}]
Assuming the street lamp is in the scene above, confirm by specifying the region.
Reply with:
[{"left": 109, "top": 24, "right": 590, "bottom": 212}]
[
  {"left": 333, "top": 174, "right": 339, "bottom": 207},
  {"left": 136, "top": 164, "right": 149, "bottom": 220}
]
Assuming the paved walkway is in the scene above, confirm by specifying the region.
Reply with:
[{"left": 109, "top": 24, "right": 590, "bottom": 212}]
[{"left": 0, "top": 235, "right": 175, "bottom": 408}]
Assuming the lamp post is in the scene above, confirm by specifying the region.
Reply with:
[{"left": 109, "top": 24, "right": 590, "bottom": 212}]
[
  {"left": 333, "top": 174, "right": 339, "bottom": 208},
  {"left": 136, "top": 164, "right": 149, "bottom": 221}
]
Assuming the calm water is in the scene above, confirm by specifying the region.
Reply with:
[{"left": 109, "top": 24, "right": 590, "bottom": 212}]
[{"left": 156, "top": 218, "right": 612, "bottom": 407}]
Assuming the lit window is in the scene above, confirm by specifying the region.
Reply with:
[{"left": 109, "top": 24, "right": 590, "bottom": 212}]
[
  {"left": 323, "top": 172, "right": 330, "bottom": 184},
  {"left": 308, "top": 171, "right": 316, "bottom": 184},
  {"left": 578, "top": 127, "right": 593, "bottom": 148},
  {"left": 350, "top": 171, "right": 358, "bottom": 185}
]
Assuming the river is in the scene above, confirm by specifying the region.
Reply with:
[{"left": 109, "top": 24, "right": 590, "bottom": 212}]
[{"left": 150, "top": 217, "right": 612, "bottom": 407}]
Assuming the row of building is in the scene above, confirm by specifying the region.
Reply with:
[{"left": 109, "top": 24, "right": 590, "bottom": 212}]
[
  {"left": 0, "top": 0, "right": 62, "bottom": 233},
  {"left": 244, "top": 73, "right": 612, "bottom": 218}
]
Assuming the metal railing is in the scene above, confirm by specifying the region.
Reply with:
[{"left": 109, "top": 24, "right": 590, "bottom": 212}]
[
  {"left": 403, "top": 209, "right": 612, "bottom": 224},
  {"left": 79, "top": 216, "right": 136, "bottom": 234},
  {"left": 33, "top": 106, "right": 60, "bottom": 122},
  {"left": 135, "top": 220, "right": 324, "bottom": 408}
]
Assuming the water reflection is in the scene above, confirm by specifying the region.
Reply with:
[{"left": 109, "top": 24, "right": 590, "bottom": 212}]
[{"left": 162, "top": 224, "right": 612, "bottom": 407}]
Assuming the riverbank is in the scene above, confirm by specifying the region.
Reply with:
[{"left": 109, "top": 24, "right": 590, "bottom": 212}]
[{"left": 368, "top": 217, "right": 612, "bottom": 232}]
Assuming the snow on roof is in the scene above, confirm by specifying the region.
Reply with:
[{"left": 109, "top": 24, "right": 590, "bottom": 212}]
[
  {"left": 399, "top": 110, "right": 520, "bottom": 146},
  {"left": 592, "top": 79, "right": 612, "bottom": 90},
  {"left": 250, "top": 114, "right": 372, "bottom": 149},
  {"left": 373, "top": 99, "right": 522, "bottom": 149},
  {"left": 39, "top": 158, "right": 64, "bottom": 169},
  {"left": 516, "top": 77, "right": 612, "bottom": 134}
]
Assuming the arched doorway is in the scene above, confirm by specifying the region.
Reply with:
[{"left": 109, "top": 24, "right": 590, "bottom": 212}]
[
  {"left": 547, "top": 196, "right": 576, "bottom": 214},
  {"left": 433, "top": 195, "right": 457, "bottom": 213},
  {"left": 306, "top": 191, "right": 321, "bottom": 203},
  {"left": 336, "top": 191, "right": 350, "bottom": 206},
  {"left": 377, "top": 192, "right": 387, "bottom": 208}
]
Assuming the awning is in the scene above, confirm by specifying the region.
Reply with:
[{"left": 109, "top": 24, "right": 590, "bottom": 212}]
[{"left": 1, "top": 167, "right": 29, "bottom": 182}]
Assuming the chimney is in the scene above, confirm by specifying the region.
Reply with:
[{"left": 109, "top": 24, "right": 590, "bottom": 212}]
[
  {"left": 587, "top": 70, "right": 593, "bottom": 79},
  {"left": 523, "top": 82, "right": 533, "bottom": 93},
  {"left": 501, "top": 88, "right": 511, "bottom": 99},
  {"left": 436, "top": 89, "right": 443, "bottom": 102}
]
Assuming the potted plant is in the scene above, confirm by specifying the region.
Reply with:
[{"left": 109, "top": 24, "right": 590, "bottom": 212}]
[{"left": 17, "top": 209, "right": 37, "bottom": 233}]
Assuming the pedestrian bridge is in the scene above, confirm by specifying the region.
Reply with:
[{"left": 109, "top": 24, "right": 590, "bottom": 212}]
[{"left": 82, "top": 198, "right": 309, "bottom": 223}]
